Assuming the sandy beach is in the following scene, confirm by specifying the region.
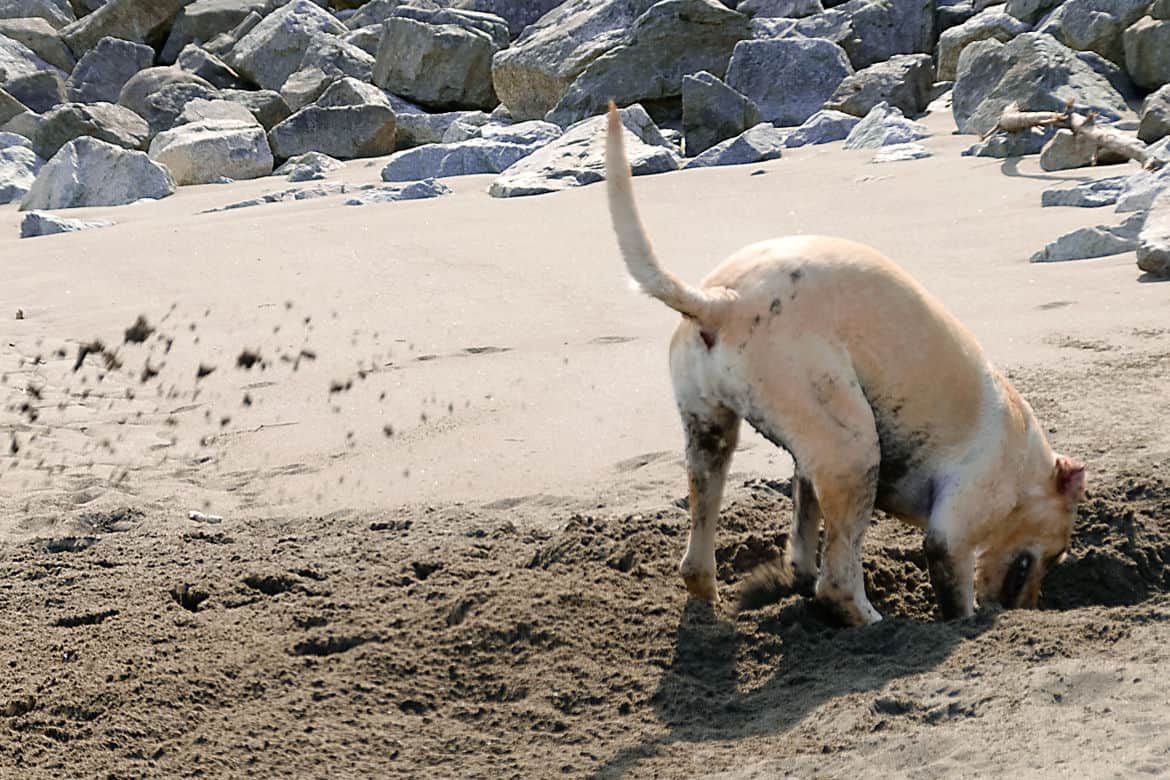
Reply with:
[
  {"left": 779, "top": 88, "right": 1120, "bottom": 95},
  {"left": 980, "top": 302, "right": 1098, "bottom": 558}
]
[{"left": 2, "top": 104, "right": 1168, "bottom": 778}]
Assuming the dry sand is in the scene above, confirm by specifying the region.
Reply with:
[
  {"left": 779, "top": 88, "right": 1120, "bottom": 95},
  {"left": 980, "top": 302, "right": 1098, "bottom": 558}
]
[{"left": 1, "top": 107, "right": 1168, "bottom": 778}]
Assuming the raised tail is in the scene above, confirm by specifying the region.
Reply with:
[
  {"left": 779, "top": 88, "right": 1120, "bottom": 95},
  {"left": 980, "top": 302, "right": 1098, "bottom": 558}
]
[{"left": 604, "top": 102, "right": 735, "bottom": 327}]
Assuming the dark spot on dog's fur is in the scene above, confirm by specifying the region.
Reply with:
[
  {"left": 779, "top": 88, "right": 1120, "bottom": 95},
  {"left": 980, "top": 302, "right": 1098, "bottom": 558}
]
[
  {"left": 790, "top": 269, "right": 804, "bottom": 283},
  {"left": 769, "top": 298, "right": 783, "bottom": 316},
  {"left": 1000, "top": 551, "right": 1033, "bottom": 608},
  {"left": 699, "top": 330, "right": 716, "bottom": 350},
  {"left": 924, "top": 532, "right": 964, "bottom": 620}
]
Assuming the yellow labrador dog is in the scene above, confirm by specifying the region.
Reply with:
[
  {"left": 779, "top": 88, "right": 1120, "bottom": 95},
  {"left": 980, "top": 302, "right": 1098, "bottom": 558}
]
[{"left": 604, "top": 104, "right": 1085, "bottom": 624}]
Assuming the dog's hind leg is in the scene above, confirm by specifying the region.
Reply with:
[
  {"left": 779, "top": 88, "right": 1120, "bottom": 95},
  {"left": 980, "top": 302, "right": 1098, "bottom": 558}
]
[
  {"left": 678, "top": 404, "right": 740, "bottom": 603},
  {"left": 788, "top": 475, "right": 821, "bottom": 597}
]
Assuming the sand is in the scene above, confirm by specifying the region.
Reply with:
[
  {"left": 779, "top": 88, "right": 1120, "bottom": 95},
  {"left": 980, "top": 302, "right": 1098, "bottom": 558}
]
[{"left": 1, "top": 106, "right": 1168, "bottom": 778}]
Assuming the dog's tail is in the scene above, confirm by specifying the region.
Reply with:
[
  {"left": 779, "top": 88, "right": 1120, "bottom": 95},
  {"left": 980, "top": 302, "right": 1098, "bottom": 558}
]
[{"left": 605, "top": 102, "right": 735, "bottom": 327}]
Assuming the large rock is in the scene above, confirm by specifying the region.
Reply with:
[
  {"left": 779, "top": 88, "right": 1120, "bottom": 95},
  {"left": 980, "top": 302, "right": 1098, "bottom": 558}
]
[
  {"left": 395, "top": 109, "right": 492, "bottom": 148},
  {"left": 0, "top": 142, "right": 42, "bottom": 204},
  {"left": 161, "top": 0, "right": 268, "bottom": 63},
  {"left": 342, "top": 24, "right": 381, "bottom": 56},
  {"left": 835, "top": 0, "right": 936, "bottom": 69},
  {"left": 1029, "top": 212, "right": 1145, "bottom": 262},
  {"left": 148, "top": 118, "right": 272, "bottom": 184},
  {"left": 119, "top": 67, "right": 220, "bottom": 135},
  {"left": 0, "top": 18, "right": 75, "bottom": 71},
  {"left": 0, "top": 30, "right": 58, "bottom": 82},
  {"left": 1038, "top": 127, "right": 1099, "bottom": 171},
  {"left": 220, "top": 88, "right": 291, "bottom": 130},
  {"left": 842, "top": 101, "right": 929, "bottom": 148},
  {"left": 738, "top": 0, "right": 825, "bottom": 17},
  {"left": 343, "top": 178, "right": 453, "bottom": 206},
  {"left": 447, "top": 0, "right": 566, "bottom": 38},
  {"left": 174, "top": 97, "right": 257, "bottom": 126},
  {"left": 682, "top": 71, "right": 761, "bottom": 156},
  {"left": 952, "top": 33, "right": 1130, "bottom": 135},
  {"left": 544, "top": 0, "right": 751, "bottom": 127},
  {"left": 373, "top": 15, "right": 502, "bottom": 110},
  {"left": 65, "top": 36, "right": 154, "bottom": 104},
  {"left": 936, "top": 7, "right": 1030, "bottom": 81},
  {"left": 725, "top": 37, "right": 852, "bottom": 126},
  {"left": 684, "top": 122, "right": 784, "bottom": 168},
  {"left": 960, "top": 125, "right": 1058, "bottom": 157},
  {"left": 491, "top": 0, "right": 660, "bottom": 121},
  {"left": 1138, "top": 85, "right": 1170, "bottom": 143},
  {"left": 297, "top": 31, "right": 375, "bottom": 83},
  {"left": 1041, "top": 175, "right": 1127, "bottom": 207},
  {"left": 1136, "top": 193, "right": 1170, "bottom": 277},
  {"left": 274, "top": 150, "right": 343, "bottom": 181},
  {"left": 0, "top": 0, "right": 74, "bottom": 30},
  {"left": 784, "top": 109, "right": 860, "bottom": 147},
  {"left": 381, "top": 120, "right": 560, "bottom": 180},
  {"left": 1006, "top": 0, "right": 1061, "bottom": 23},
  {"left": 267, "top": 103, "right": 396, "bottom": 160},
  {"left": 1123, "top": 16, "right": 1170, "bottom": 91},
  {"left": 314, "top": 76, "right": 390, "bottom": 110},
  {"left": 30, "top": 101, "right": 149, "bottom": 159},
  {"left": 227, "top": 0, "right": 347, "bottom": 92},
  {"left": 1036, "top": 0, "right": 1149, "bottom": 65},
  {"left": 0, "top": 86, "right": 26, "bottom": 126},
  {"left": 20, "top": 210, "right": 113, "bottom": 238},
  {"left": 175, "top": 44, "right": 249, "bottom": 90},
  {"left": 4, "top": 71, "right": 66, "bottom": 113},
  {"left": 20, "top": 136, "right": 176, "bottom": 209},
  {"left": 1115, "top": 165, "right": 1170, "bottom": 213},
  {"left": 824, "top": 53, "right": 933, "bottom": 118},
  {"left": 60, "top": 0, "right": 185, "bottom": 55},
  {"left": 489, "top": 103, "right": 678, "bottom": 197},
  {"left": 204, "top": 9, "right": 262, "bottom": 56}
]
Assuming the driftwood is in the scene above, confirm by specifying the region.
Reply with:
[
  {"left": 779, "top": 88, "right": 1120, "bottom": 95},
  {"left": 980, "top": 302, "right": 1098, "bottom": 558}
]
[{"left": 984, "top": 100, "right": 1165, "bottom": 170}]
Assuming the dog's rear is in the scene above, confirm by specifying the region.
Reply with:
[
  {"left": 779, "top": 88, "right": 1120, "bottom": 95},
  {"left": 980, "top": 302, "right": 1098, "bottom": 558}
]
[{"left": 604, "top": 103, "right": 736, "bottom": 328}]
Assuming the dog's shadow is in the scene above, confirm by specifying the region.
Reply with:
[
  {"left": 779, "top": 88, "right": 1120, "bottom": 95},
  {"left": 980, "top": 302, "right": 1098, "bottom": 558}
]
[{"left": 591, "top": 596, "right": 995, "bottom": 778}]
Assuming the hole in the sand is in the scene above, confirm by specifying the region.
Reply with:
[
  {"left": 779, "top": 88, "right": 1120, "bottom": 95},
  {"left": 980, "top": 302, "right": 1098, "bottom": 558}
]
[
  {"left": 243, "top": 573, "right": 299, "bottom": 596},
  {"left": 292, "top": 634, "right": 375, "bottom": 657},
  {"left": 171, "top": 584, "right": 209, "bottom": 612},
  {"left": 42, "top": 537, "right": 99, "bottom": 554},
  {"left": 54, "top": 609, "right": 118, "bottom": 628}
]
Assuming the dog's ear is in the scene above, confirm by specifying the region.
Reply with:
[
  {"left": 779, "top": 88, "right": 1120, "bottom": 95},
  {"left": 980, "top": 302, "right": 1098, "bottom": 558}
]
[{"left": 1054, "top": 455, "right": 1086, "bottom": 502}]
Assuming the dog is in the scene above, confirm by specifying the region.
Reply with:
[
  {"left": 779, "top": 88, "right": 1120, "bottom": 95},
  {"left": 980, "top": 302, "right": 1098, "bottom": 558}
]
[{"left": 604, "top": 103, "right": 1085, "bottom": 624}]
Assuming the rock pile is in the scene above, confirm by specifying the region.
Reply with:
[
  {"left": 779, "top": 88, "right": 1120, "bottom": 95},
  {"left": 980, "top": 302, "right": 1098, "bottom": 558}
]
[{"left": 0, "top": 0, "right": 1167, "bottom": 272}]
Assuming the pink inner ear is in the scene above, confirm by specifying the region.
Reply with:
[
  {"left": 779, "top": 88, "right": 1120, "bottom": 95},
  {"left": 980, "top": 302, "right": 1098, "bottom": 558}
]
[{"left": 1055, "top": 456, "right": 1086, "bottom": 500}]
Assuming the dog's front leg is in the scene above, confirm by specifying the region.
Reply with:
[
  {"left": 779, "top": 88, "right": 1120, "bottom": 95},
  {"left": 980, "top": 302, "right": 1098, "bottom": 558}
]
[
  {"left": 679, "top": 407, "right": 740, "bottom": 603},
  {"left": 923, "top": 527, "right": 976, "bottom": 620}
]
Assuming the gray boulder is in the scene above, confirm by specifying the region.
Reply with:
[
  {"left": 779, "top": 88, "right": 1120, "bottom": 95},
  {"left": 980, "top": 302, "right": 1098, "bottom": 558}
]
[
  {"left": 0, "top": 87, "right": 27, "bottom": 126},
  {"left": 279, "top": 67, "right": 335, "bottom": 113},
  {"left": 175, "top": 97, "right": 258, "bottom": 126},
  {"left": 1123, "top": 16, "right": 1170, "bottom": 91},
  {"left": 220, "top": 88, "right": 291, "bottom": 130},
  {"left": 842, "top": 101, "right": 928, "bottom": 148},
  {"left": 1041, "top": 175, "right": 1127, "bottom": 207},
  {"left": 952, "top": 33, "right": 1130, "bottom": 135},
  {"left": 294, "top": 31, "right": 375, "bottom": 84},
  {"left": 836, "top": 0, "right": 935, "bottom": 69},
  {"left": 343, "top": 178, "right": 453, "bottom": 206},
  {"left": 1029, "top": 212, "right": 1145, "bottom": 262},
  {"left": 726, "top": 36, "right": 853, "bottom": 125},
  {"left": 148, "top": 118, "right": 272, "bottom": 185},
  {"left": 274, "top": 151, "right": 343, "bottom": 181},
  {"left": 31, "top": 101, "right": 149, "bottom": 159},
  {"left": 228, "top": 0, "right": 347, "bottom": 92},
  {"left": 491, "top": 0, "right": 660, "bottom": 121},
  {"left": 59, "top": 0, "right": 185, "bottom": 55},
  {"left": 1006, "top": 0, "right": 1061, "bottom": 23},
  {"left": 1138, "top": 85, "right": 1170, "bottom": 144},
  {"left": 3, "top": 70, "right": 66, "bottom": 113},
  {"left": 684, "top": 122, "right": 784, "bottom": 168},
  {"left": 20, "top": 210, "right": 113, "bottom": 238},
  {"left": 0, "top": 17, "right": 75, "bottom": 71},
  {"left": 738, "top": 0, "right": 824, "bottom": 17},
  {"left": 1036, "top": 0, "right": 1148, "bottom": 65},
  {"left": 176, "top": 44, "right": 250, "bottom": 90},
  {"left": 138, "top": 81, "right": 222, "bottom": 136},
  {"left": 118, "top": 67, "right": 218, "bottom": 123},
  {"left": 961, "top": 125, "right": 1058, "bottom": 156},
  {"left": 373, "top": 15, "right": 502, "bottom": 110},
  {"left": 824, "top": 53, "right": 933, "bottom": 118},
  {"left": 682, "top": 70, "right": 762, "bottom": 157},
  {"left": 393, "top": 6, "right": 510, "bottom": 46},
  {"left": 1136, "top": 192, "right": 1170, "bottom": 276},
  {"left": 0, "top": 29, "right": 58, "bottom": 82},
  {"left": 203, "top": 9, "right": 262, "bottom": 56},
  {"left": 447, "top": 0, "right": 565, "bottom": 38},
  {"left": 66, "top": 36, "right": 154, "bottom": 104},
  {"left": 161, "top": 0, "right": 268, "bottom": 64},
  {"left": 381, "top": 120, "right": 560, "bottom": 180},
  {"left": 936, "top": 7, "right": 1030, "bottom": 81},
  {"left": 440, "top": 112, "right": 494, "bottom": 142},
  {"left": 544, "top": 0, "right": 752, "bottom": 127},
  {"left": 0, "top": 142, "right": 42, "bottom": 204},
  {"left": 489, "top": 103, "right": 678, "bottom": 197},
  {"left": 345, "top": 0, "right": 413, "bottom": 29},
  {"left": 396, "top": 109, "right": 491, "bottom": 148},
  {"left": 0, "top": 109, "right": 40, "bottom": 139},
  {"left": 267, "top": 103, "right": 397, "bottom": 160},
  {"left": 315, "top": 76, "right": 391, "bottom": 109},
  {"left": 1116, "top": 165, "right": 1170, "bottom": 212},
  {"left": 784, "top": 109, "right": 860, "bottom": 147},
  {"left": 0, "top": 0, "right": 75, "bottom": 29},
  {"left": 342, "top": 25, "right": 382, "bottom": 56},
  {"left": 20, "top": 136, "right": 176, "bottom": 209}
]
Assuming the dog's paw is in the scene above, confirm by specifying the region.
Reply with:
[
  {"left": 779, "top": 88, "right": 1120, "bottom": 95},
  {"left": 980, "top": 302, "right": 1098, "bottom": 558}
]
[{"left": 681, "top": 570, "right": 719, "bottom": 604}]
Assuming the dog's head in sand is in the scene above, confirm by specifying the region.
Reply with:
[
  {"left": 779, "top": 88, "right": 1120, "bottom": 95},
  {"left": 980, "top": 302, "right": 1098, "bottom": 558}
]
[{"left": 976, "top": 455, "right": 1085, "bottom": 609}]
